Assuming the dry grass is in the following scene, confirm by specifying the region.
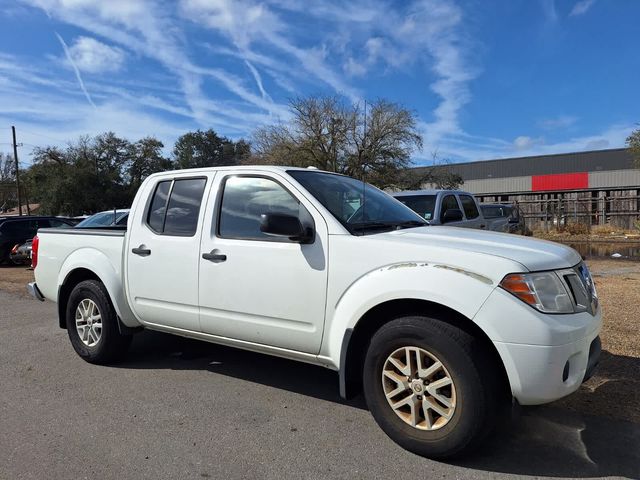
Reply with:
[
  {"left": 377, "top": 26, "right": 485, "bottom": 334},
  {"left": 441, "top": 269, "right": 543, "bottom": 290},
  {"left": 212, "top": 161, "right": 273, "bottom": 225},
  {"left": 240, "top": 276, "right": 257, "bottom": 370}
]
[
  {"left": 0, "top": 260, "right": 638, "bottom": 423},
  {"left": 0, "top": 265, "right": 34, "bottom": 297}
]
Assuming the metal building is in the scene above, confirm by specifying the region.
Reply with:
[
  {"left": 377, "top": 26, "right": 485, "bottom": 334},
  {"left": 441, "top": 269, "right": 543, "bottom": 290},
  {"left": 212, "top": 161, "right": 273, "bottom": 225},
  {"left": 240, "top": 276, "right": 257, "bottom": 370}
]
[{"left": 413, "top": 148, "right": 640, "bottom": 230}]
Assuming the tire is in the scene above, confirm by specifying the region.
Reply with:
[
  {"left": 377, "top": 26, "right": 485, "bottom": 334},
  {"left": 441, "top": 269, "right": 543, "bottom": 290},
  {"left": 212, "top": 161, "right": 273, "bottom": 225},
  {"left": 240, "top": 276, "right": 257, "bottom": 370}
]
[
  {"left": 65, "top": 279, "right": 132, "bottom": 364},
  {"left": 362, "top": 315, "right": 505, "bottom": 459}
]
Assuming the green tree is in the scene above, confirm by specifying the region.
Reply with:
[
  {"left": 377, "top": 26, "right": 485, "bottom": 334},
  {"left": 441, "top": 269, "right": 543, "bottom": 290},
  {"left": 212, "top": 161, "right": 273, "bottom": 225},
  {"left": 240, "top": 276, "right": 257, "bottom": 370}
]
[
  {"left": 173, "top": 129, "right": 250, "bottom": 169},
  {"left": 626, "top": 128, "right": 640, "bottom": 168},
  {"left": 25, "top": 133, "right": 171, "bottom": 215},
  {"left": 0, "top": 153, "right": 17, "bottom": 212},
  {"left": 128, "top": 137, "right": 173, "bottom": 194},
  {"left": 252, "top": 95, "right": 423, "bottom": 188}
]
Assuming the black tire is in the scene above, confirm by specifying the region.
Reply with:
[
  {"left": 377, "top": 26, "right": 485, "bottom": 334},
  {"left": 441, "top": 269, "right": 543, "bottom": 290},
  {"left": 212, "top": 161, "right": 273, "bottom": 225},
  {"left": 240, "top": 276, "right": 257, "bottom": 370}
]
[
  {"left": 363, "top": 315, "right": 505, "bottom": 459},
  {"left": 66, "top": 279, "right": 132, "bottom": 364}
]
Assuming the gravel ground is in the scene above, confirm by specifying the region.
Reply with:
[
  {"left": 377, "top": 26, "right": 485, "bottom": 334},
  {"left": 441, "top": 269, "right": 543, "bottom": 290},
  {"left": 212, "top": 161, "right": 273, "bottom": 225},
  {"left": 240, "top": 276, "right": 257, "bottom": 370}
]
[{"left": 1, "top": 290, "right": 638, "bottom": 479}]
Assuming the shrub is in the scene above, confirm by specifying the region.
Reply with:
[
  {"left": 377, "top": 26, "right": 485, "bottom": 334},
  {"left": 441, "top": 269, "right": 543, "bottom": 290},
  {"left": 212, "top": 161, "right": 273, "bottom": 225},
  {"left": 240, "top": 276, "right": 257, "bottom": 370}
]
[
  {"left": 591, "top": 224, "right": 619, "bottom": 235},
  {"left": 565, "top": 222, "right": 589, "bottom": 235}
]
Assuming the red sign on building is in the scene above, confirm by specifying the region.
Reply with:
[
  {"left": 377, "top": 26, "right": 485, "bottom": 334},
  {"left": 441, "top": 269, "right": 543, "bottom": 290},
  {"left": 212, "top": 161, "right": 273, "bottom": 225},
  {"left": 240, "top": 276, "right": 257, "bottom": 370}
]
[{"left": 531, "top": 172, "right": 589, "bottom": 191}]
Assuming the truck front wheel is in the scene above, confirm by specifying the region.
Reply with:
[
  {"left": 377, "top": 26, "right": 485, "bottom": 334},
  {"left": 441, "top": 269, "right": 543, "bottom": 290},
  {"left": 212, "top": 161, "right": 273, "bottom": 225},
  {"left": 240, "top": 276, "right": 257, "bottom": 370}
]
[
  {"left": 65, "top": 280, "right": 132, "bottom": 364},
  {"left": 362, "top": 315, "right": 504, "bottom": 459}
]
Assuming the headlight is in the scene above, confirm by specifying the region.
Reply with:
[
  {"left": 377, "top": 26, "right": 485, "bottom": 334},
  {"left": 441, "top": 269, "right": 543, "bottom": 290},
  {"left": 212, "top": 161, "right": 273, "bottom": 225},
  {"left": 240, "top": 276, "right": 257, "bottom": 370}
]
[{"left": 500, "top": 271, "right": 574, "bottom": 313}]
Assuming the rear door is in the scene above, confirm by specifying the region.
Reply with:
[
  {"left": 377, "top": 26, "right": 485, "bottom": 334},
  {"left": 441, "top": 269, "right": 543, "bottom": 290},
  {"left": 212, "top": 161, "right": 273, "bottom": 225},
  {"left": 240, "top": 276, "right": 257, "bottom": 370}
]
[
  {"left": 126, "top": 173, "right": 213, "bottom": 331},
  {"left": 197, "top": 171, "right": 328, "bottom": 354},
  {"left": 457, "top": 194, "right": 486, "bottom": 229}
]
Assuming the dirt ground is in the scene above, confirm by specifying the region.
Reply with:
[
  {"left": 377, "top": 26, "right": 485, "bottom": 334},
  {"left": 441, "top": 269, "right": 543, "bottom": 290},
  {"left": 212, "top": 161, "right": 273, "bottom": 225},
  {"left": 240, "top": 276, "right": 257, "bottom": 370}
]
[{"left": 1, "top": 259, "right": 638, "bottom": 424}]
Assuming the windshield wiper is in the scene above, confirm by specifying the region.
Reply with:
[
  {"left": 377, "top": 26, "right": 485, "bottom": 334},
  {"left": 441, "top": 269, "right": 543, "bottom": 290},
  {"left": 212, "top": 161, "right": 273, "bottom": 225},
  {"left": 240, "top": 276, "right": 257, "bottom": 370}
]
[
  {"left": 351, "top": 220, "right": 427, "bottom": 234},
  {"left": 394, "top": 220, "right": 428, "bottom": 229},
  {"left": 351, "top": 221, "right": 397, "bottom": 232}
]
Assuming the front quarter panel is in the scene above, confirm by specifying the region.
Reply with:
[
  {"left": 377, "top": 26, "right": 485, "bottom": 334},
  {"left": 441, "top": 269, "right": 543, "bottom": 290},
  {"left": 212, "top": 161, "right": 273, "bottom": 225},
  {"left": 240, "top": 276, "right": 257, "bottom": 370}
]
[{"left": 323, "top": 260, "right": 498, "bottom": 367}]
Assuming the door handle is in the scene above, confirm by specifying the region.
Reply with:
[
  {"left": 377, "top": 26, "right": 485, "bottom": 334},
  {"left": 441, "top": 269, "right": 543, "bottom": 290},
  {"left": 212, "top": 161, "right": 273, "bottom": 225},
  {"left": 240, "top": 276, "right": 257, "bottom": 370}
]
[
  {"left": 132, "top": 246, "right": 151, "bottom": 256},
  {"left": 202, "top": 251, "right": 227, "bottom": 262}
]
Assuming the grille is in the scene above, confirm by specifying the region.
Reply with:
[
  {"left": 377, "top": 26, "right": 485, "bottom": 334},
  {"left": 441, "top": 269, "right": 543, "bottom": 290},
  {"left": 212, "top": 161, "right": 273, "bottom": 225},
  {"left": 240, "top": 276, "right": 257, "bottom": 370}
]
[{"left": 561, "top": 263, "right": 598, "bottom": 314}]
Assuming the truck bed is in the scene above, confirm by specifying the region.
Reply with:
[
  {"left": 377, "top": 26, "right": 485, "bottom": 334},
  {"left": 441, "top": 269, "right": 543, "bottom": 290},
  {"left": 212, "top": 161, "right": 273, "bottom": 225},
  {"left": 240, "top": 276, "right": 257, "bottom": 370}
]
[{"left": 34, "top": 227, "right": 127, "bottom": 304}]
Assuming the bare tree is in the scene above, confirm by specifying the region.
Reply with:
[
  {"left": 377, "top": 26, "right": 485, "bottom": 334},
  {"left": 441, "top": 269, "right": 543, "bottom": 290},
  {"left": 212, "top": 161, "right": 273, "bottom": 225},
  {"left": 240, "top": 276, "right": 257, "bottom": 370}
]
[{"left": 252, "top": 95, "right": 423, "bottom": 187}]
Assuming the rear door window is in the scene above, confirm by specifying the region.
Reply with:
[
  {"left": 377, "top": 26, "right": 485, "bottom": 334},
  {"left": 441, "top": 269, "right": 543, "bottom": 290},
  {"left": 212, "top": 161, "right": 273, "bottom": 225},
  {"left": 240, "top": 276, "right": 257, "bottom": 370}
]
[
  {"left": 147, "top": 178, "right": 207, "bottom": 236},
  {"left": 164, "top": 179, "right": 207, "bottom": 235},
  {"left": 147, "top": 181, "right": 172, "bottom": 233},
  {"left": 459, "top": 195, "right": 479, "bottom": 219}
]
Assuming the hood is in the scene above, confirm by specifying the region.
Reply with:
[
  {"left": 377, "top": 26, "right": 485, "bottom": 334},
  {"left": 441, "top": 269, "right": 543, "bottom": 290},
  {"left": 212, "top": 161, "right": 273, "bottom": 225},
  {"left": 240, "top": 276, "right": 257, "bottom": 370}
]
[{"left": 380, "top": 226, "right": 581, "bottom": 272}]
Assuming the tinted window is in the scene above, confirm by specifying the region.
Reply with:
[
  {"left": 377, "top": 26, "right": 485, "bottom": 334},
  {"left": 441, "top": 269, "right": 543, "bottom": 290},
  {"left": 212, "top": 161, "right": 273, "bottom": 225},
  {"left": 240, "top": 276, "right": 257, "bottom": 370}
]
[
  {"left": 439, "top": 195, "right": 459, "bottom": 220},
  {"left": 147, "top": 181, "right": 172, "bottom": 233},
  {"left": 396, "top": 195, "right": 437, "bottom": 221},
  {"left": 47, "top": 219, "right": 73, "bottom": 228},
  {"left": 480, "top": 206, "right": 500, "bottom": 218},
  {"left": 163, "top": 179, "right": 207, "bottom": 235},
  {"left": 1, "top": 221, "right": 29, "bottom": 236},
  {"left": 218, "top": 176, "right": 301, "bottom": 241},
  {"left": 459, "top": 195, "right": 479, "bottom": 219}
]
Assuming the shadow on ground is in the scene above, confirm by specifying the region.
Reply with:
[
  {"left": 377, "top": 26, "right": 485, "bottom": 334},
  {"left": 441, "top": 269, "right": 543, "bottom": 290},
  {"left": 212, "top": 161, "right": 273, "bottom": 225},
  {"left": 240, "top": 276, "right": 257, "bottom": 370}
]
[{"left": 117, "top": 330, "right": 640, "bottom": 479}]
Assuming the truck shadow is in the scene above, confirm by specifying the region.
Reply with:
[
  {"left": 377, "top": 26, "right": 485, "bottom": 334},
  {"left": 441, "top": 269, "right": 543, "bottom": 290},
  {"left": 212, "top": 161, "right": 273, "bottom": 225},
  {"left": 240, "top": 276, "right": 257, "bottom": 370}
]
[{"left": 119, "top": 330, "right": 640, "bottom": 479}]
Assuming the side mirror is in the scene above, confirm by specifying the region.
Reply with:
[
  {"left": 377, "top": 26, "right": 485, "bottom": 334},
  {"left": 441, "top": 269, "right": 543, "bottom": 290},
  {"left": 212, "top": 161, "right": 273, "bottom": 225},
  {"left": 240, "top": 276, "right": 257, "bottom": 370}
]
[
  {"left": 442, "top": 208, "right": 463, "bottom": 224},
  {"left": 508, "top": 217, "right": 520, "bottom": 224},
  {"left": 260, "top": 213, "right": 314, "bottom": 244}
]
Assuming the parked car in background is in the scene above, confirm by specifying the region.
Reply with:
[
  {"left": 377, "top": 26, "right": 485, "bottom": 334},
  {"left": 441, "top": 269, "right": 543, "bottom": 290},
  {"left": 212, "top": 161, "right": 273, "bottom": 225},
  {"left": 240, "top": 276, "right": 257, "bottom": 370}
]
[
  {"left": 480, "top": 203, "right": 526, "bottom": 234},
  {"left": 0, "top": 216, "right": 75, "bottom": 264},
  {"left": 75, "top": 209, "right": 130, "bottom": 228},
  {"left": 393, "top": 190, "right": 487, "bottom": 229},
  {"left": 9, "top": 239, "right": 33, "bottom": 265}
]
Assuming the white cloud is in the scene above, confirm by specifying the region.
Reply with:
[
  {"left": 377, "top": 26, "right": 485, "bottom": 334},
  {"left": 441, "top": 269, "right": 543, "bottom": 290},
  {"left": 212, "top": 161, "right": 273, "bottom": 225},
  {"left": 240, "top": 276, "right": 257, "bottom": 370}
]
[
  {"left": 513, "top": 135, "right": 543, "bottom": 150},
  {"left": 67, "top": 36, "right": 125, "bottom": 73},
  {"left": 413, "top": 123, "right": 633, "bottom": 163},
  {"left": 570, "top": 0, "right": 597, "bottom": 16},
  {"left": 538, "top": 115, "right": 578, "bottom": 129}
]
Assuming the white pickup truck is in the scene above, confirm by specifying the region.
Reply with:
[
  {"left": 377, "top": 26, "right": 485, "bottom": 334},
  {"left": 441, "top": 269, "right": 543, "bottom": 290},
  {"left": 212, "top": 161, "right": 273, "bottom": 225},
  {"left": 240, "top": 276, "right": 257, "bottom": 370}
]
[{"left": 28, "top": 166, "right": 601, "bottom": 458}]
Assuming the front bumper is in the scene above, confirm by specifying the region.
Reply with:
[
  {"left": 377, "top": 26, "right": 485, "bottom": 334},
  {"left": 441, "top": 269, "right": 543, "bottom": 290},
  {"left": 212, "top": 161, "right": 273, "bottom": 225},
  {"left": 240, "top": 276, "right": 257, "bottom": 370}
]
[
  {"left": 473, "top": 286, "right": 602, "bottom": 405},
  {"left": 27, "top": 282, "right": 45, "bottom": 302},
  {"left": 494, "top": 330, "right": 601, "bottom": 405}
]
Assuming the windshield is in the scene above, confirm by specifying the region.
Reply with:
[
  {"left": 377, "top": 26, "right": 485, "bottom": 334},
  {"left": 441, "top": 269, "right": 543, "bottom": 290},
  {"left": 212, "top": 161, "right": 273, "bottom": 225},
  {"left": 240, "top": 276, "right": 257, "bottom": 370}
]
[
  {"left": 75, "top": 211, "right": 128, "bottom": 228},
  {"left": 288, "top": 170, "right": 427, "bottom": 235},
  {"left": 395, "top": 195, "right": 437, "bottom": 221}
]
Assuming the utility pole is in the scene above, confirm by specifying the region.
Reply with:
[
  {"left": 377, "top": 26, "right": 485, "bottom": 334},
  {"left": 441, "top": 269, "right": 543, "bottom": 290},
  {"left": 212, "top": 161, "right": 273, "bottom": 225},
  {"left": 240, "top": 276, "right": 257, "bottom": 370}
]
[{"left": 11, "top": 126, "right": 22, "bottom": 216}]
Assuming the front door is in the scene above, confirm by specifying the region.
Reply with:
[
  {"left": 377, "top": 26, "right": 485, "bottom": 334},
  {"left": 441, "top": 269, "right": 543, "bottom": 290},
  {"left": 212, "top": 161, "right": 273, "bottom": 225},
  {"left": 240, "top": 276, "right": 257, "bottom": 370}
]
[
  {"left": 126, "top": 174, "right": 211, "bottom": 331},
  {"left": 198, "top": 172, "right": 328, "bottom": 354}
]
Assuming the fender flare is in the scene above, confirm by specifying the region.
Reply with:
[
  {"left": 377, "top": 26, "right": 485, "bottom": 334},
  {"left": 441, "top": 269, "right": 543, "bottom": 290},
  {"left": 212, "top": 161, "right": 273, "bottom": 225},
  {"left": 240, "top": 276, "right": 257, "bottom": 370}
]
[
  {"left": 325, "top": 262, "right": 497, "bottom": 398},
  {"left": 57, "top": 248, "right": 139, "bottom": 328}
]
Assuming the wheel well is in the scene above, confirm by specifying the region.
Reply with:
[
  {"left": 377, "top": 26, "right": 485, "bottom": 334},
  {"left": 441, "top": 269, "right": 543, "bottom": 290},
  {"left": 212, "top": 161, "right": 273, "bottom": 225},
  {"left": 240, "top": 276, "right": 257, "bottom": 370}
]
[
  {"left": 57, "top": 268, "right": 101, "bottom": 329},
  {"left": 340, "top": 299, "right": 510, "bottom": 400}
]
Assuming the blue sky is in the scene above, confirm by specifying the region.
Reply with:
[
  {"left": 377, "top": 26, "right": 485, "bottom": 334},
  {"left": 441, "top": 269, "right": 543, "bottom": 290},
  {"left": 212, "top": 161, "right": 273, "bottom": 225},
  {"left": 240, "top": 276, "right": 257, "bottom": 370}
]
[{"left": 0, "top": 0, "right": 638, "bottom": 167}]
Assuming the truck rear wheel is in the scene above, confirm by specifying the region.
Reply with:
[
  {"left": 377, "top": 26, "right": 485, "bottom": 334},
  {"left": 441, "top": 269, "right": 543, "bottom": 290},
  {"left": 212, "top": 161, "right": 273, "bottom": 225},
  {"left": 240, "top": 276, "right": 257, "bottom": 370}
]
[
  {"left": 362, "top": 315, "right": 503, "bottom": 459},
  {"left": 65, "top": 280, "right": 132, "bottom": 364}
]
